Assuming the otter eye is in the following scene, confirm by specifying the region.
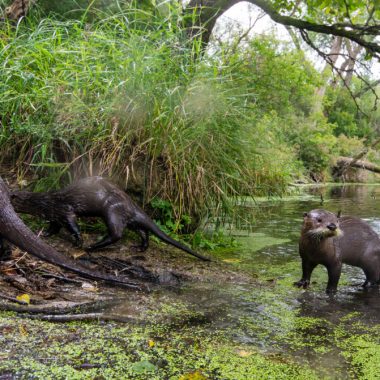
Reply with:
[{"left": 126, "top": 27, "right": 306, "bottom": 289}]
[{"left": 317, "top": 218, "right": 322, "bottom": 223}]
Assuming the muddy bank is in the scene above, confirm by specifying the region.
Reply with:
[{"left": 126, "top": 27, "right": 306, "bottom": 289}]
[{"left": 0, "top": 228, "right": 254, "bottom": 315}]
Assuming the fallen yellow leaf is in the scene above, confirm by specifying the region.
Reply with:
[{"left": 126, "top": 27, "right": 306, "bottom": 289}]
[
  {"left": 148, "top": 340, "right": 155, "bottom": 348},
  {"left": 222, "top": 258, "right": 241, "bottom": 263},
  {"left": 19, "top": 324, "right": 28, "bottom": 337},
  {"left": 237, "top": 349, "right": 253, "bottom": 357},
  {"left": 16, "top": 294, "right": 30, "bottom": 304},
  {"left": 179, "top": 370, "right": 208, "bottom": 380}
]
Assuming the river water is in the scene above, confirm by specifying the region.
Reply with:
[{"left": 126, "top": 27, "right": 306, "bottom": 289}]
[
  {"left": 107, "top": 184, "right": 380, "bottom": 378},
  {"left": 5, "top": 184, "right": 380, "bottom": 379},
  {"left": 151, "top": 184, "right": 380, "bottom": 378}
]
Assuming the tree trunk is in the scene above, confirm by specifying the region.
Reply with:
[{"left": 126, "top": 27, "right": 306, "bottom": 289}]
[
  {"left": 335, "top": 157, "right": 380, "bottom": 175},
  {"left": 312, "top": 36, "right": 343, "bottom": 114},
  {"left": 340, "top": 41, "right": 363, "bottom": 86},
  {"left": 333, "top": 136, "right": 380, "bottom": 179}
]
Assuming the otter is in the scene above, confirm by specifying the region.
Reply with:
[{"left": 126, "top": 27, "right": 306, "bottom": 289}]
[
  {"left": 0, "top": 177, "right": 141, "bottom": 290},
  {"left": 295, "top": 209, "right": 380, "bottom": 293},
  {"left": 10, "top": 176, "right": 210, "bottom": 261}
]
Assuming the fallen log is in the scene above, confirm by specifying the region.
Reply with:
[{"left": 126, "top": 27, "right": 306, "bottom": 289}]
[{"left": 335, "top": 156, "right": 380, "bottom": 175}]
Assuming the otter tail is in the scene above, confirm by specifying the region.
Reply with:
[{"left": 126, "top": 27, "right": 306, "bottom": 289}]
[{"left": 136, "top": 216, "right": 210, "bottom": 261}]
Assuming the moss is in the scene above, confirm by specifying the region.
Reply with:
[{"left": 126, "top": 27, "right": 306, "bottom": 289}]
[
  {"left": 235, "top": 232, "right": 291, "bottom": 253},
  {"left": 0, "top": 307, "right": 320, "bottom": 380},
  {"left": 2, "top": 184, "right": 380, "bottom": 379}
]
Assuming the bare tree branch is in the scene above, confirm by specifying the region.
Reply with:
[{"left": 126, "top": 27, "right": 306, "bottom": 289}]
[
  {"left": 354, "top": 79, "right": 380, "bottom": 98},
  {"left": 186, "top": 0, "right": 380, "bottom": 58}
]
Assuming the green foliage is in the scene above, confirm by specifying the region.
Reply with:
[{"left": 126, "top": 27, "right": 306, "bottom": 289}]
[
  {"left": 151, "top": 197, "right": 191, "bottom": 234},
  {"left": 290, "top": 117, "right": 337, "bottom": 180},
  {"left": 334, "top": 134, "right": 365, "bottom": 157},
  {"left": 324, "top": 85, "right": 375, "bottom": 139},
  {"left": 273, "top": 0, "right": 379, "bottom": 25},
  {"left": 0, "top": 1, "right": 378, "bottom": 233},
  {"left": 217, "top": 36, "right": 321, "bottom": 119},
  {"left": 150, "top": 197, "right": 239, "bottom": 250},
  {"left": 214, "top": 35, "right": 340, "bottom": 180},
  {"left": 0, "top": 7, "right": 308, "bottom": 229}
]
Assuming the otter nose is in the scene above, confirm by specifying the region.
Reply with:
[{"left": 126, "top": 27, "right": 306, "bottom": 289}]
[{"left": 327, "top": 223, "right": 337, "bottom": 231}]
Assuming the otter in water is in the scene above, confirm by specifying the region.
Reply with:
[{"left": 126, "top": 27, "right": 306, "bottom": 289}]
[
  {"left": 10, "top": 176, "right": 210, "bottom": 261},
  {"left": 0, "top": 177, "right": 141, "bottom": 289},
  {"left": 295, "top": 209, "right": 380, "bottom": 293}
]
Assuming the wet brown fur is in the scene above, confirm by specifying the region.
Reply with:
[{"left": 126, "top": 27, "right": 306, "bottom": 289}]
[
  {"left": 11, "top": 176, "right": 210, "bottom": 261},
  {"left": 295, "top": 209, "right": 380, "bottom": 293},
  {"left": 0, "top": 177, "right": 141, "bottom": 290}
]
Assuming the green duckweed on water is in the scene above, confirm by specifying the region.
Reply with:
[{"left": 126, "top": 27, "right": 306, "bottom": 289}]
[
  {"left": 3, "top": 185, "right": 380, "bottom": 379},
  {"left": 0, "top": 311, "right": 320, "bottom": 380},
  {"left": 1, "top": 281, "right": 380, "bottom": 380}
]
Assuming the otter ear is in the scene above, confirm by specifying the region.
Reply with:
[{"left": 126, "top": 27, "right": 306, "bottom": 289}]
[
  {"left": 337, "top": 210, "right": 341, "bottom": 218},
  {"left": 303, "top": 212, "right": 308, "bottom": 217}
]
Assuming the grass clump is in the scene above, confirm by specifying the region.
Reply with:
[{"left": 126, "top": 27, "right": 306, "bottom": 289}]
[{"left": 0, "top": 5, "right": 305, "bottom": 227}]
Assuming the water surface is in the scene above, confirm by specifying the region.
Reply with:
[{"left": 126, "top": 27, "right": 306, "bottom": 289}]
[{"left": 152, "top": 184, "right": 380, "bottom": 378}]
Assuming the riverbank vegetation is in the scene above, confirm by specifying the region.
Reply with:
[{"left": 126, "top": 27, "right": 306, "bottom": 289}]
[
  {"left": 0, "top": 3, "right": 380, "bottom": 379},
  {"left": 0, "top": 1, "right": 379, "bottom": 232}
]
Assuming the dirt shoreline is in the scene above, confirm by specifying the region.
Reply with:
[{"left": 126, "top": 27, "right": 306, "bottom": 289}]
[{"left": 0, "top": 230, "right": 254, "bottom": 314}]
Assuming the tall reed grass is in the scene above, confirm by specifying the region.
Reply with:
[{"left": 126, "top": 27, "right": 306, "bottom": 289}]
[{"left": 0, "top": 5, "right": 299, "bottom": 224}]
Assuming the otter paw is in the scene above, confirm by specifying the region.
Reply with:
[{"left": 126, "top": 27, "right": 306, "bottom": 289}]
[
  {"left": 362, "top": 280, "right": 378, "bottom": 288},
  {"left": 293, "top": 279, "right": 309, "bottom": 289},
  {"left": 73, "top": 239, "right": 83, "bottom": 249},
  {"left": 325, "top": 287, "right": 337, "bottom": 294},
  {"left": 131, "top": 245, "right": 147, "bottom": 253}
]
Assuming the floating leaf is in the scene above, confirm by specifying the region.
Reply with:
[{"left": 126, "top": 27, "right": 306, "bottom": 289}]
[
  {"left": 131, "top": 360, "right": 157, "bottom": 374},
  {"left": 16, "top": 294, "right": 30, "bottom": 304},
  {"left": 222, "top": 258, "right": 241, "bottom": 263},
  {"left": 237, "top": 349, "right": 253, "bottom": 357},
  {"left": 19, "top": 324, "right": 28, "bottom": 337}
]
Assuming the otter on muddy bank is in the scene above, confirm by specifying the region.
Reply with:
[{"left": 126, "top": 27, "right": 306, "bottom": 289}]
[
  {"left": 11, "top": 176, "right": 210, "bottom": 261},
  {"left": 295, "top": 209, "right": 380, "bottom": 293},
  {"left": 0, "top": 177, "right": 141, "bottom": 289}
]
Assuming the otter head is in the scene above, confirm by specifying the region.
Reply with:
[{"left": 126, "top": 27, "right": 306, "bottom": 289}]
[
  {"left": 302, "top": 209, "right": 342, "bottom": 240},
  {"left": 9, "top": 191, "right": 32, "bottom": 213}
]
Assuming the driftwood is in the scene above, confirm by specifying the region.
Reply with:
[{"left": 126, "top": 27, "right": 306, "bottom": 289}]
[
  {"left": 333, "top": 135, "right": 380, "bottom": 180},
  {"left": 335, "top": 156, "right": 380, "bottom": 174},
  {"left": 20, "top": 313, "right": 142, "bottom": 323},
  {"left": 0, "top": 299, "right": 117, "bottom": 314},
  {"left": 0, "top": 292, "right": 28, "bottom": 305}
]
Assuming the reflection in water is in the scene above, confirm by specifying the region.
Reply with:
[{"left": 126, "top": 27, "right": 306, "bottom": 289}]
[{"left": 297, "top": 288, "right": 380, "bottom": 324}]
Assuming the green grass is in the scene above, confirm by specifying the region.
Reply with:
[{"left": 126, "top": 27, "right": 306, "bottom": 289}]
[{"left": 0, "top": 5, "right": 301, "bottom": 225}]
